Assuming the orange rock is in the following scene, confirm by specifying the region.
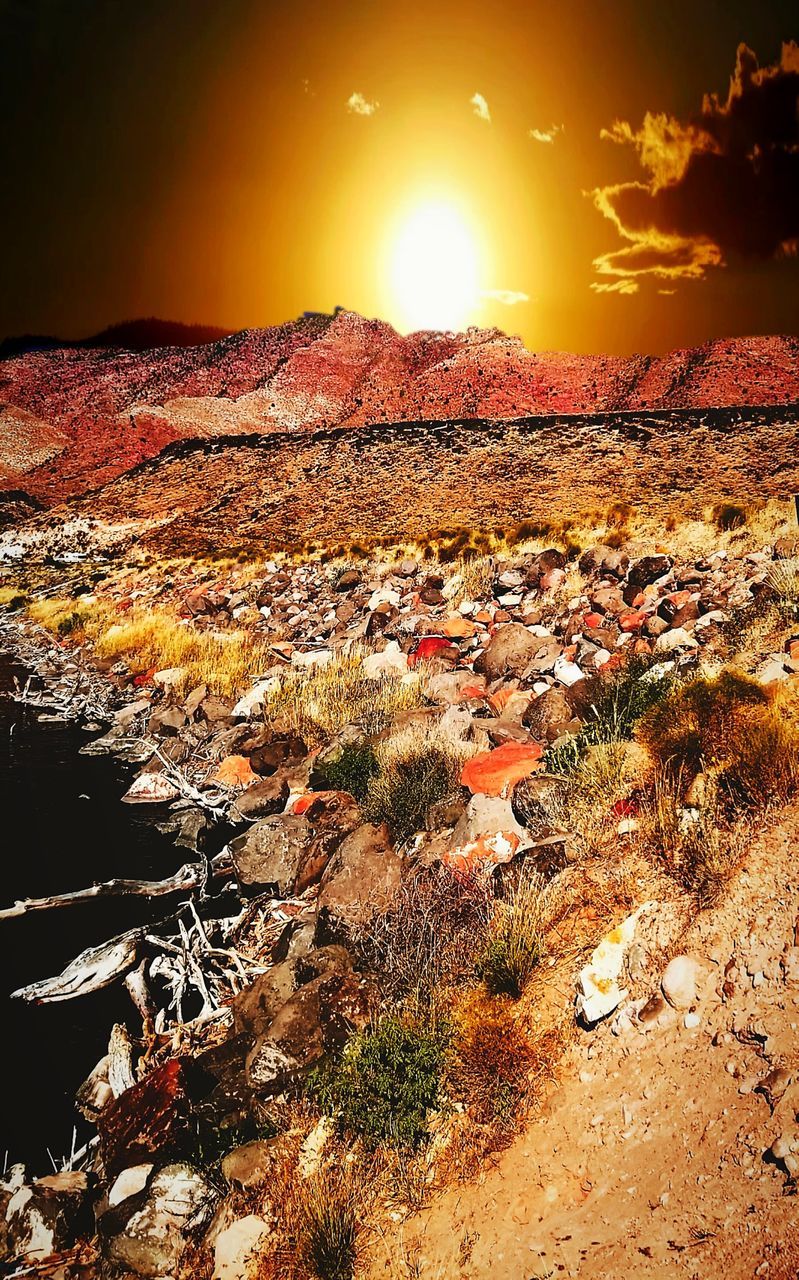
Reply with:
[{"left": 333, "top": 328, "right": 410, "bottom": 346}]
[
  {"left": 441, "top": 615, "right": 478, "bottom": 639},
  {"left": 443, "top": 830, "right": 520, "bottom": 874},
  {"left": 487, "top": 686, "right": 516, "bottom": 716},
  {"left": 213, "top": 754, "right": 260, "bottom": 787},
  {"left": 461, "top": 741, "right": 544, "bottom": 796},
  {"left": 474, "top": 610, "right": 493, "bottom": 624},
  {"left": 584, "top": 611, "right": 603, "bottom": 629},
  {"left": 619, "top": 610, "right": 647, "bottom": 632}
]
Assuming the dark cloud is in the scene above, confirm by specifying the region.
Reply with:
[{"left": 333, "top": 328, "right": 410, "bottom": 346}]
[{"left": 592, "top": 41, "right": 799, "bottom": 290}]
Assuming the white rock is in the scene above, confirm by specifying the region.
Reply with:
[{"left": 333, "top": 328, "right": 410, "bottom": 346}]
[
  {"left": 553, "top": 657, "right": 584, "bottom": 687},
  {"left": 683, "top": 1011, "right": 701, "bottom": 1029},
  {"left": 661, "top": 955, "right": 700, "bottom": 1009},
  {"left": 368, "top": 587, "right": 400, "bottom": 611},
  {"left": 655, "top": 627, "right": 699, "bottom": 652},
  {"left": 292, "top": 648, "right": 333, "bottom": 669},
  {"left": 108, "top": 1164, "right": 153, "bottom": 1207},
  {"left": 232, "top": 678, "right": 280, "bottom": 718},
  {"left": 576, "top": 902, "right": 655, "bottom": 1023},
  {"left": 121, "top": 772, "right": 179, "bottom": 804},
  {"left": 213, "top": 1215, "right": 271, "bottom": 1280},
  {"left": 362, "top": 640, "right": 408, "bottom": 679}
]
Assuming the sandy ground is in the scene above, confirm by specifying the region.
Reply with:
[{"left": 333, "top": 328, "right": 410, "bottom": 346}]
[{"left": 368, "top": 809, "right": 799, "bottom": 1279}]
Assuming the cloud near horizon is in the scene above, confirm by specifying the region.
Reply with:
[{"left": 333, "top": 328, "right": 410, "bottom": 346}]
[
  {"left": 347, "top": 91, "right": 379, "bottom": 116},
  {"left": 482, "top": 289, "right": 530, "bottom": 305},
  {"left": 591, "top": 40, "right": 799, "bottom": 291},
  {"left": 470, "top": 92, "right": 491, "bottom": 123},
  {"left": 529, "top": 123, "right": 564, "bottom": 144}
]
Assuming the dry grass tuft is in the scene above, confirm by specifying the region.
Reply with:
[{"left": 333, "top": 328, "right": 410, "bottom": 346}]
[
  {"left": 476, "top": 865, "right": 553, "bottom": 998},
  {"left": 448, "top": 995, "right": 540, "bottom": 1128},
  {"left": 264, "top": 650, "right": 428, "bottom": 745},
  {"left": 363, "top": 721, "right": 475, "bottom": 841}
]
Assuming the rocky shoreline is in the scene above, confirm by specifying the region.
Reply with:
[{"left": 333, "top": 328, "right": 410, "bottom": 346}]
[{"left": 1, "top": 510, "right": 799, "bottom": 1277}]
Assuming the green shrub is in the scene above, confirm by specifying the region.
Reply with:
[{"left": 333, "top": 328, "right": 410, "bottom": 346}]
[
  {"left": 364, "top": 728, "right": 467, "bottom": 840},
  {"left": 313, "top": 742, "right": 378, "bottom": 800},
  {"left": 548, "top": 654, "right": 676, "bottom": 772},
  {"left": 711, "top": 501, "right": 749, "bottom": 531},
  {"left": 309, "top": 1015, "right": 447, "bottom": 1149}
]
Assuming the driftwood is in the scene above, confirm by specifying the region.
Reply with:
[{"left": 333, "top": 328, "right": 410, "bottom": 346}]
[
  {"left": 0, "top": 862, "right": 206, "bottom": 920},
  {"left": 12, "top": 928, "right": 143, "bottom": 1003},
  {"left": 142, "top": 740, "right": 230, "bottom": 820}
]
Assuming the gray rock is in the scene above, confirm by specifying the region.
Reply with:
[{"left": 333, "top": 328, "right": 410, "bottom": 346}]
[
  {"left": 473, "top": 623, "right": 543, "bottom": 679},
  {"left": 228, "top": 815, "right": 308, "bottom": 896},
  {"left": 1, "top": 1167, "right": 89, "bottom": 1264},
  {"left": 104, "top": 1163, "right": 216, "bottom": 1277},
  {"left": 316, "top": 823, "right": 403, "bottom": 936}
]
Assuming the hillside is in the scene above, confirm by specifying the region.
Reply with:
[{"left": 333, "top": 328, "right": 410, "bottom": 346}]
[
  {"left": 1, "top": 312, "right": 797, "bottom": 503},
  {"left": 4, "top": 404, "right": 797, "bottom": 561}
]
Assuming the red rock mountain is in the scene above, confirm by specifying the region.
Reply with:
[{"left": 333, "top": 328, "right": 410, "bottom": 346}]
[{"left": 1, "top": 310, "right": 797, "bottom": 503}]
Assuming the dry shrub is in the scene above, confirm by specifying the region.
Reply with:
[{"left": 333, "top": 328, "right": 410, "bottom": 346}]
[
  {"left": 638, "top": 668, "right": 799, "bottom": 810},
  {"left": 448, "top": 995, "right": 555, "bottom": 1130},
  {"left": 264, "top": 650, "right": 427, "bottom": 745},
  {"left": 642, "top": 769, "right": 750, "bottom": 907},
  {"left": 711, "top": 500, "right": 750, "bottom": 531},
  {"left": 766, "top": 557, "right": 799, "bottom": 614},
  {"left": 353, "top": 864, "right": 491, "bottom": 1005}
]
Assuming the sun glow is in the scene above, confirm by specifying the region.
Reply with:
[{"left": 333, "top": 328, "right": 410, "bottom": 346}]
[{"left": 386, "top": 200, "right": 482, "bottom": 333}]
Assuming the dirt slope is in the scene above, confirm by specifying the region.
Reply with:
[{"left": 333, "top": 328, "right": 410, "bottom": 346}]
[
  {"left": 371, "top": 809, "right": 799, "bottom": 1280},
  {"left": 1, "top": 311, "right": 797, "bottom": 503}
]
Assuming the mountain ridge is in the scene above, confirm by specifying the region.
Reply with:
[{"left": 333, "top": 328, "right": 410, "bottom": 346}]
[{"left": 0, "top": 310, "right": 797, "bottom": 503}]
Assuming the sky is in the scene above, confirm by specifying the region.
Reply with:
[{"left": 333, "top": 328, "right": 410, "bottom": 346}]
[{"left": 1, "top": 0, "right": 798, "bottom": 353}]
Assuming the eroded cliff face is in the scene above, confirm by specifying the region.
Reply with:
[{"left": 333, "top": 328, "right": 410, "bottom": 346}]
[{"left": 1, "top": 309, "right": 797, "bottom": 504}]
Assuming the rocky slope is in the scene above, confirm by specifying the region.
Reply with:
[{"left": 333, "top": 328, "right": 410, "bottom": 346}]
[
  {"left": 1, "top": 311, "right": 797, "bottom": 503},
  {"left": 4, "top": 405, "right": 797, "bottom": 561}
]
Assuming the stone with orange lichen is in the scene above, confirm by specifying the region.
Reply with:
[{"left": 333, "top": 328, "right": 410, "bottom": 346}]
[{"left": 461, "top": 741, "right": 544, "bottom": 797}]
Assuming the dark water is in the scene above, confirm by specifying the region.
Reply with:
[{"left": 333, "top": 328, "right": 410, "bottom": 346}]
[{"left": 0, "top": 651, "right": 185, "bottom": 1174}]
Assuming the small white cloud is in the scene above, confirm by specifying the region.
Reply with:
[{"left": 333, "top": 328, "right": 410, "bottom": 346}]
[
  {"left": 590, "top": 279, "right": 639, "bottom": 295},
  {"left": 470, "top": 92, "right": 491, "bottom": 123},
  {"left": 347, "top": 91, "right": 379, "bottom": 116},
  {"left": 528, "top": 123, "right": 564, "bottom": 144},
  {"left": 482, "top": 289, "right": 530, "bottom": 306}
]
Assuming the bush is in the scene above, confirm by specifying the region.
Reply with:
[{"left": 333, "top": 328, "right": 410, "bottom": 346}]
[
  {"left": 476, "top": 867, "right": 547, "bottom": 997},
  {"left": 449, "top": 999, "right": 538, "bottom": 1126},
  {"left": 711, "top": 501, "right": 749, "bottom": 531},
  {"left": 363, "top": 726, "right": 468, "bottom": 841},
  {"left": 309, "top": 1015, "right": 447, "bottom": 1149},
  {"left": 353, "top": 864, "right": 491, "bottom": 1003},
  {"left": 637, "top": 668, "right": 798, "bottom": 809},
  {"left": 313, "top": 742, "right": 378, "bottom": 800}
]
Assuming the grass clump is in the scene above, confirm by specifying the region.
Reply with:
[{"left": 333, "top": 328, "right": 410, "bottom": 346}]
[
  {"left": 264, "top": 651, "right": 427, "bottom": 746},
  {"left": 711, "top": 500, "right": 749, "bottom": 531},
  {"left": 449, "top": 998, "right": 539, "bottom": 1127},
  {"left": 90, "top": 608, "right": 271, "bottom": 697},
  {"left": 312, "top": 741, "right": 379, "bottom": 801},
  {"left": 309, "top": 1015, "right": 447, "bottom": 1150},
  {"left": 295, "top": 1165, "right": 362, "bottom": 1280},
  {"left": 363, "top": 724, "right": 470, "bottom": 841},
  {"left": 0, "top": 586, "right": 26, "bottom": 609},
  {"left": 476, "top": 867, "right": 547, "bottom": 998},
  {"left": 765, "top": 558, "right": 799, "bottom": 616},
  {"left": 643, "top": 770, "right": 750, "bottom": 907}
]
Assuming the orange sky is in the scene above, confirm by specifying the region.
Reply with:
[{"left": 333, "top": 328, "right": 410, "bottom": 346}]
[{"left": 2, "top": 0, "right": 797, "bottom": 353}]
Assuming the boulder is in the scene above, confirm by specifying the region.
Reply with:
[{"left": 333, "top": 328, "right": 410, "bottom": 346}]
[
  {"left": 213, "top": 1214, "right": 271, "bottom": 1280},
  {"left": 1, "top": 1167, "right": 90, "bottom": 1264},
  {"left": 246, "top": 969, "right": 377, "bottom": 1092},
  {"left": 98, "top": 1059, "right": 192, "bottom": 1178},
  {"left": 232, "top": 776, "right": 290, "bottom": 821},
  {"left": 661, "top": 955, "right": 700, "bottom": 1009},
  {"left": 474, "top": 624, "right": 543, "bottom": 679},
  {"left": 522, "top": 687, "right": 576, "bottom": 742},
  {"left": 232, "top": 946, "right": 352, "bottom": 1040},
  {"left": 103, "top": 1163, "right": 216, "bottom": 1278},
  {"left": 221, "top": 1143, "right": 276, "bottom": 1189},
  {"left": 228, "top": 815, "right": 308, "bottom": 896},
  {"left": 627, "top": 555, "right": 672, "bottom": 588},
  {"left": 461, "top": 742, "right": 544, "bottom": 797},
  {"left": 317, "top": 823, "right": 402, "bottom": 936},
  {"left": 122, "top": 772, "right": 179, "bottom": 804}
]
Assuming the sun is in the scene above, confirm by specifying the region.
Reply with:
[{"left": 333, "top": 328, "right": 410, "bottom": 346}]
[{"left": 385, "top": 200, "right": 481, "bottom": 333}]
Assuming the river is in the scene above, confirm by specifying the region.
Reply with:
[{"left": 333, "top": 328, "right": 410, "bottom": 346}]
[{"left": 0, "top": 649, "right": 186, "bottom": 1174}]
